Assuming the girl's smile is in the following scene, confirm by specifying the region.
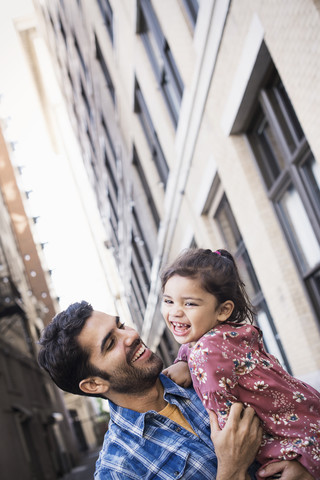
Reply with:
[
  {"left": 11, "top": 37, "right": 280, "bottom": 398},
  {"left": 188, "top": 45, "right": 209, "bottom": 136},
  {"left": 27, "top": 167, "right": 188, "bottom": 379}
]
[{"left": 170, "top": 320, "right": 191, "bottom": 336}]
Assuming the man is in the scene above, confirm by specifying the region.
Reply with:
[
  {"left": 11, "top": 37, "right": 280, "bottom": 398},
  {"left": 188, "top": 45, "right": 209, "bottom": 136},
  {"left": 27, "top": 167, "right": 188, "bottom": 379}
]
[{"left": 38, "top": 301, "right": 313, "bottom": 480}]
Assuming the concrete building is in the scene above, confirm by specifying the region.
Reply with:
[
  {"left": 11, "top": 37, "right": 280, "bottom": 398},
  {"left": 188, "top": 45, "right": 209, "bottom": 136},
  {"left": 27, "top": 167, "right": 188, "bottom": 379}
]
[
  {"left": 0, "top": 1, "right": 126, "bottom": 477},
  {"left": 34, "top": 0, "right": 320, "bottom": 389},
  {"left": 0, "top": 124, "right": 79, "bottom": 479}
]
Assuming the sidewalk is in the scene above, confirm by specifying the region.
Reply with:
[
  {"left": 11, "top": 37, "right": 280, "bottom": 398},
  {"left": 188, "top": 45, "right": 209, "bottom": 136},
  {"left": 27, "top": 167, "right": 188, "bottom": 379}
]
[{"left": 61, "top": 448, "right": 100, "bottom": 480}]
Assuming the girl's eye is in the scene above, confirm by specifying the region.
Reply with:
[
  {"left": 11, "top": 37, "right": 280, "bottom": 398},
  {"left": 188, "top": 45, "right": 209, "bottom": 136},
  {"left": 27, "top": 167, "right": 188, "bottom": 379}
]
[
  {"left": 186, "top": 302, "right": 197, "bottom": 307},
  {"left": 163, "top": 299, "right": 173, "bottom": 304}
]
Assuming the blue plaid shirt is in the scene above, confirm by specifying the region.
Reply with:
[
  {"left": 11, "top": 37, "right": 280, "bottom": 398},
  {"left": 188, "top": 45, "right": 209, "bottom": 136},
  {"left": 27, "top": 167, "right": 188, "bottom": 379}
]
[{"left": 94, "top": 374, "right": 257, "bottom": 479}]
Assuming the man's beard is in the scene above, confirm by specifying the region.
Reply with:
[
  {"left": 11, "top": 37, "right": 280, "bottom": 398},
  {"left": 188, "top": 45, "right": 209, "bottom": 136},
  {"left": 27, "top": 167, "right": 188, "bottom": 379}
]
[
  {"left": 94, "top": 340, "right": 164, "bottom": 394},
  {"left": 109, "top": 351, "right": 163, "bottom": 394}
]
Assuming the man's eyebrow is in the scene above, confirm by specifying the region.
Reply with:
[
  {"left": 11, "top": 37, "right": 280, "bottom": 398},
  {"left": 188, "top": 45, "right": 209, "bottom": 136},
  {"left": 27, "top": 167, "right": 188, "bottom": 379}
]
[{"left": 100, "top": 316, "right": 120, "bottom": 354}]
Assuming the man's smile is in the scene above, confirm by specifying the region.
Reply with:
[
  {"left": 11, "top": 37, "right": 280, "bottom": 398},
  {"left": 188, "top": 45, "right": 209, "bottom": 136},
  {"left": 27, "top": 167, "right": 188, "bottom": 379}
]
[{"left": 131, "top": 344, "right": 146, "bottom": 363}]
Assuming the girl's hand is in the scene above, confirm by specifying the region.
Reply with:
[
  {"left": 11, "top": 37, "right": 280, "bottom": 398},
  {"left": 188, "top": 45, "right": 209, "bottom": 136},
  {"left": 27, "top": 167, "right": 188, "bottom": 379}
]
[
  {"left": 258, "top": 460, "right": 314, "bottom": 479},
  {"left": 162, "top": 361, "right": 192, "bottom": 388}
]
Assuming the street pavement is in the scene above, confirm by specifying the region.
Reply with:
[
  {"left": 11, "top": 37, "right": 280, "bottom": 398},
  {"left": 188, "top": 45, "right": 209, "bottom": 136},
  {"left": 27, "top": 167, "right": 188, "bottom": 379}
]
[{"left": 61, "top": 448, "right": 100, "bottom": 480}]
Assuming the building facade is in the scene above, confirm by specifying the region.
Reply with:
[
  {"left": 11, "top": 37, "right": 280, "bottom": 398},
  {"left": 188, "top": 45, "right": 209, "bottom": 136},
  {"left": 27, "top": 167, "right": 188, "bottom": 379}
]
[
  {"left": 0, "top": 1, "right": 115, "bottom": 475},
  {"left": 0, "top": 125, "right": 80, "bottom": 479},
  {"left": 34, "top": 0, "right": 320, "bottom": 388}
]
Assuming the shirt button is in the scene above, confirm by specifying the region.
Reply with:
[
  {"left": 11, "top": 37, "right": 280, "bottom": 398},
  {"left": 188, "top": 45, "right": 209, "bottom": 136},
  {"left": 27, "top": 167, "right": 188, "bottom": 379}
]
[
  {"left": 175, "top": 426, "right": 181, "bottom": 432},
  {"left": 174, "top": 472, "right": 179, "bottom": 477}
]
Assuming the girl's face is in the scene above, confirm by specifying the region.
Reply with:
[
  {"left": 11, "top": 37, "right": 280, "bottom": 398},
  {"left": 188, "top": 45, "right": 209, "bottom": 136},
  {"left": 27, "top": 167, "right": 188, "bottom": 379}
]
[{"left": 161, "top": 275, "right": 233, "bottom": 345}]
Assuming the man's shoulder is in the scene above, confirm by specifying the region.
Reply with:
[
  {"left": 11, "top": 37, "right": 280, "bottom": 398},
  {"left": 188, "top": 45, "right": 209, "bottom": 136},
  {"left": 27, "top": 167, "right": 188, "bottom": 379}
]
[{"left": 95, "top": 425, "right": 138, "bottom": 478}]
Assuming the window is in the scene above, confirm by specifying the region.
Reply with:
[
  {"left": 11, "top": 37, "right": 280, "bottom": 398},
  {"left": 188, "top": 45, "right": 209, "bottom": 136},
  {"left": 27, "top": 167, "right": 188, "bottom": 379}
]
[
  {"left": 182, "top": 0, "right": 199, "bottom": 30},
  {"left": 74, "top": 35, "right": 87, "bottom": 77},
  {"left": 247, "top": 71, "right": 320, "bottom": 322},
  {"left": 101, "top": 115, "right": 117, "bottom": 161},
  {"left": 107, "top": 189, "right": 119, "bottom": 249},
  {"left": 132, "top": 147, "right": 160, "bottom": 228},
  {"left": 101, "top": 114, "right": 118, "bottom": 243},
  {"left": 97, "top": 0, "right": 113, "bottom": 43},
  {"left": 104, "top": 149, "right": 118, "bottom": 199},
  {"left": 129, "top": 207, "right": 153, "bottom": 324},
  {"left": 95, "top": 34, "right": 115, "bottom": 104},
  {"left": 59, "top": 14, "right": 67, "bottom": 45},
  {"left": 86, "top": 127, "right": 96, "bottom": 155},
  {"left": 134, "top": 80, "right": 169, "bottom": 186},
  {"left": 80, "top": 79, "right": 93, "bottom": 123},
  {"left": 138, "top": 0, "right": 184, "bottom": 126},
  {"left": 132, "top": 206, "right": 152, "bottom": 267},
  {"left": 215, "top": 195, "right": 291, "bottom": 371}
]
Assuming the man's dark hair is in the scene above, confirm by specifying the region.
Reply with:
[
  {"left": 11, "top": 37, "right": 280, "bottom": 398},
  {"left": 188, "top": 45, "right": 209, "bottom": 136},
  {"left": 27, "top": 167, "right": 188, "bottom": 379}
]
[{"left": 38, "top": 301, "right": 110, "bottom": 397}]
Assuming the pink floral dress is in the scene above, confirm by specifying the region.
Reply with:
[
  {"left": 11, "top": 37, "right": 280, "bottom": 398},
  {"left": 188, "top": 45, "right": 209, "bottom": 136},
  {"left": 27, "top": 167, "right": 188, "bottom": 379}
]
[{"left": 175, "top": 323, "right": 320, "bottom": 477}]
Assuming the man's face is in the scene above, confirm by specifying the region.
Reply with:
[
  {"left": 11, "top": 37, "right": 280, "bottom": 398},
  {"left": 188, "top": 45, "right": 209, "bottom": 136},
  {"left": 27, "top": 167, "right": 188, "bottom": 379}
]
[{"left": 77, "top": 311, "right": 163, "bottom": 395}]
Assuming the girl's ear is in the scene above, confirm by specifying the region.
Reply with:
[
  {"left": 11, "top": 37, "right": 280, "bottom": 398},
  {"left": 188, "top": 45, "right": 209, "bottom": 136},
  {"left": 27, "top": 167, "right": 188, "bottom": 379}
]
[
  {"left": 217, "top": 300, "right": 234, "bottom": 322},
  {"left": 79, "top": 377, "right": 109, "bottom": 396}
]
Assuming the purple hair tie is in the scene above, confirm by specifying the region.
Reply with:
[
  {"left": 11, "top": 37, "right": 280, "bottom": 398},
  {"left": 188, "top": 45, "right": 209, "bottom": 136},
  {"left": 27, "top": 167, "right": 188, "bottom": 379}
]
[{"left": 214, "top": 250, "right": 221, "bottom": 255}]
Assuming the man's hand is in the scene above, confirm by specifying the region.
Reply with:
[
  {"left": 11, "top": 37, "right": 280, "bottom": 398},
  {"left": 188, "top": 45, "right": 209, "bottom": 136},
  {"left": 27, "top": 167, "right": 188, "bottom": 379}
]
[
  {"left": 258, "top": 460, "right": 314, "bottom": 479},
  {"left": 162, "top": 361, "right": 192, "bottom": 388},
  {"left": 208, "top": 403, "right": 262, "bottom": 480}
]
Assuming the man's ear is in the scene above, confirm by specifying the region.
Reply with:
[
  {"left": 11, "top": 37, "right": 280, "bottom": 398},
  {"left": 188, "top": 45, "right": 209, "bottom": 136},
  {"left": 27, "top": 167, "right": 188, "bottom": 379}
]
[
  {"left": 217, "top": 300, "right": 234, "bottom": 322},
  {"left": 79, "top": 377, "right": 109, "bottom": 396}
]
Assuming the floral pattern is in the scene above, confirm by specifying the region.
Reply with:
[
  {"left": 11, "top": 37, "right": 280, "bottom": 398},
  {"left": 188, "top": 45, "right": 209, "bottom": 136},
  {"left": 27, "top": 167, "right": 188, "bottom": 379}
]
[{"left": 176, "top": 323, "right": 320, "bottom": 477}]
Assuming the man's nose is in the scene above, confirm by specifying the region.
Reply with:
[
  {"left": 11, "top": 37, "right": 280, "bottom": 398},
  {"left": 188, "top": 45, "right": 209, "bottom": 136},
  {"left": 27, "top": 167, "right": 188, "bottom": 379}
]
[{"left": 122, "top": 327, "right": 140, "bottom": 345}]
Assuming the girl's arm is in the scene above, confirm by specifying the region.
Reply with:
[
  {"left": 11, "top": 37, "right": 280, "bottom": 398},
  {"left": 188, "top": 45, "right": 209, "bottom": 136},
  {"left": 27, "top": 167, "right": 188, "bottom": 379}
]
[
  {"left": 162, "top": 343, "right": 192, "bottom": 387},
  {"left": 162, "top": 361, "right": 192, "bottom": 388}
]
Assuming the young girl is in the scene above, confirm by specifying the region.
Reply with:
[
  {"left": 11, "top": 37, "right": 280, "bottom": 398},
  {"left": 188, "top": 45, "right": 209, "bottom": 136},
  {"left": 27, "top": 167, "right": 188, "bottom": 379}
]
[{"left": 161, "top": 248, "right": 320, "bottom": 479}]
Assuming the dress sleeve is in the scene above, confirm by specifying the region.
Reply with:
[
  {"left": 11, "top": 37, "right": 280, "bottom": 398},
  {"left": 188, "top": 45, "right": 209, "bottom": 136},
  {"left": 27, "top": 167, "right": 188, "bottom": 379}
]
[
  {"left": 189, "top": 327, "right": 258, "bottom": 427},
  {"left": 174, "top": 343, "right": 189, "bottom": 363}
]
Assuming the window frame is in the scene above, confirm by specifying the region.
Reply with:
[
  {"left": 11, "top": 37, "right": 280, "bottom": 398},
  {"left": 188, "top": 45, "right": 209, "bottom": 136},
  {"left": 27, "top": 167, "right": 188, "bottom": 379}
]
[
  {"left": 96, "top": 0, "right": 113, "bottom": 44},
  {"left": 95, "top": 34, "right": 115, "bottom": 105},
  {"left": 247, "top": 71, "right": 320, "bottom": 321},
  {"left": 134, "top": 80, "right": 169, "bottom": 187},
  {"left": 137, "top": 0, "right": 184, "bottom": 126},
  {"left": 214, "top": 193, "right": 292, "bottom": 372},
  {"left": 181, "top": 0, "right": 199, "bottom": 30}
]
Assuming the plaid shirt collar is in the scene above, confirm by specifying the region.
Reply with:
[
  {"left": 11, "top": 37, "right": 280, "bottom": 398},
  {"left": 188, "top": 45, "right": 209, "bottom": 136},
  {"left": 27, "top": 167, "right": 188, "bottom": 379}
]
[{"left": 108, "top": 374, "right": 196, "bottom": 438}]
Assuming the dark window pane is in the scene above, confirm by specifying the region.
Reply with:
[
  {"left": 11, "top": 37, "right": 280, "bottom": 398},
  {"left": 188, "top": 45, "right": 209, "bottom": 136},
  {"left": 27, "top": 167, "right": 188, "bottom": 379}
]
[
  {"left": 134, "top": 82, "right": 169, "bottom": 186},
  {"left": 133, "top": 147, "right": 160, "bottom": 227},
  {"left": 216, "top": 195, "right": 242, "bottom": 250},
  {"left": 182, "top": 0, "right": 199, "bottom": 28},
  {"left": 95, "top": 34, "right": 115, "bottom": 104},
  {"left": 278, "top": 185, "right": 320, "bottom": 273},
  {"left": 301, "top": 153, "right": 320, "bottom": 217},
  {"left": 270, "top": 79, "right": 304, "bottom": 150},
  {"left": 255, "top": 304, "right": 291, "bottom": 373},
  {"left": 138, "top": 0, "right": 183, "bottom": 126},
  {"left": 306, "top": 268, "right": 320, "bottom": 320},
  {"left": 97, "top": 0, "right": 113, "bottom": 43},
  {"left": 236, "top": 250, "right": 261, "bottom": 299},
  {"left": 248, "top": 107, "right": 286, "bottom": 189}
]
